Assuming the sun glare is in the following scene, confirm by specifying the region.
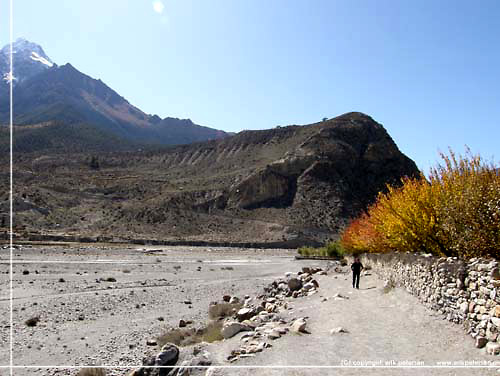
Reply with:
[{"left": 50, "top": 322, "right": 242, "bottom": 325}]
[{"left": 152, "top": 1, "right": 165, "bottom": 14}]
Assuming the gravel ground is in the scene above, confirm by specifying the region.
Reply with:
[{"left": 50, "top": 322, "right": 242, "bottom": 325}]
[
  {"left": 0, "top": 244, "right": 310, "bottom": 375},
  {"left": 0, "top": 244, "right": 499, "bottom": 376}
]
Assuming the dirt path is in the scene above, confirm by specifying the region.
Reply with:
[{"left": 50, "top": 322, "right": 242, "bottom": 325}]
[{"left": 208, "top": 269, "right": 500, "bottom": 375}]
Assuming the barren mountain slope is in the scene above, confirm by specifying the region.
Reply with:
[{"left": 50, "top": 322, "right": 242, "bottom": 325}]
[{"left": 3, "top": 112, "right": 419, "bottom": 245}]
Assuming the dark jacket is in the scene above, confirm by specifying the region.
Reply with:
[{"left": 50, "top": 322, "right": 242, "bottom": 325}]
[{"left": 351, "top": 261, "right": 364, "bottom": 274}]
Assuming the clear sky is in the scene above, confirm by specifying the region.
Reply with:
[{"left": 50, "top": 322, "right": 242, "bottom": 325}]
[{"left": 1, "top": 0, "right": 499, "bottom": 173}]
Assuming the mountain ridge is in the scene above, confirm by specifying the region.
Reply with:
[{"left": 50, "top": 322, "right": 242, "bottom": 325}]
[
  {"left": 0, "top": 39, "right": 230, "bottom": 148},
  {"left": 2, "top": 112, "right": 420, "bottom": 245}
]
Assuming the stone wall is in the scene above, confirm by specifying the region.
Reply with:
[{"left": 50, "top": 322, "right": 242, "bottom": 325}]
[{"left": 354, "top": 253, "right": 500, "bottom": 348}]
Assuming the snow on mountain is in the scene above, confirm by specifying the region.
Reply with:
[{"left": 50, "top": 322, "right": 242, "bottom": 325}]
[
  {"left": 0, "top": 38, "right": 55, "bottom": 84},
  {"left": 30, "top": 51, "right": 53, "bottom": 67}
]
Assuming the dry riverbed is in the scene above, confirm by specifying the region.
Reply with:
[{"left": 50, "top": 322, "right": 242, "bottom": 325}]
[
  {"left": 0, "top": 244, "right": 498, "bottom": 376},
  {"left": 0, "top": 244, "right": 309, "bottom": 375}
]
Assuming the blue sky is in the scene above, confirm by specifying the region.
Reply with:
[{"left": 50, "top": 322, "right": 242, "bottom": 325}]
[{"left": 1, "top": 0, "right": 499, "bottom": 173}]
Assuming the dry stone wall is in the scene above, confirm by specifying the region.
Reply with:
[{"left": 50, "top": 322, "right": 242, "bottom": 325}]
[{"left": 356, "top": 253, "right": 500, "bottom": 348}]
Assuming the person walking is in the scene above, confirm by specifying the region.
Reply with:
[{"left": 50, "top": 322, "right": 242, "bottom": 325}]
[{"left": 351, "top": 257, "right": 364, "bottom": 289}]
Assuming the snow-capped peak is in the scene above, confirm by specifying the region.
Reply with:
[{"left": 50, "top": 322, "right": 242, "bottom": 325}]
[
  {"left": 0, "top": 38, "right": 55, "bottom": 84},
  {"left": 30, "top": 51, "right": 53, "bottom": 67}
]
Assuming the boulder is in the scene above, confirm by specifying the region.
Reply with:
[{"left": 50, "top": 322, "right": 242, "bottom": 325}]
[
  {"left": 171, "top": 350, "right": 211, "bottom": 376},
  {"left": 475, "top": 336, "right": 487, "bottom": 348},
  {"left": 266, "top": 329, "right": 281, "bottom": 340},
  {"left": 459, "top": 302, "right": 468, "bottom": 314},
  {"left": 302, "top": 282, "right": 315, "bottom": 291},
  {"left": 156, "top": 343, "right": 179, "bottom": 367},
  {"left": 288, "top": 278, "right": 303, "bottom": 291},
  {"left": 290, "top": 318, "right": 307, "bottom": 333},
  {"left": 330, "top": 327, "right": 348, "bottom": 334},
  {"left": 492, "top": 305, "right": 500, "bottom": 318},
  {"left": 221, "top": 321, "right": 252, "bottom": 339},
  {"left": 486, "top": 342, "right": 500, "bottom": 355},
  {"left": 236, "top": 308, "right": 256, "bottom": 322}
]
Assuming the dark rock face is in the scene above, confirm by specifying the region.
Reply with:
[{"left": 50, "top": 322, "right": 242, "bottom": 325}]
[
  {"left": 225, "top": 112, "right": 418, "bottom": 234},
  {"left": 7, "top": 112, "right": 419, "bottom": 245}
]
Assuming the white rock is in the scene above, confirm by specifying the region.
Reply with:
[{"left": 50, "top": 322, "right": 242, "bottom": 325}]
[
  {"left": 330, "top": 327, "right": 349, "bottom": 334},
  {"left": 459, "top": 302, "right": 469, "bottom": 314},
  {"left": 290, "top": 318, "right": 307, "bottom": 333},
  {"left": 486, "top": 342, "right": 500, "bottom": 355},
  {"left": 221, "top": 321, "right": 252, "bottom": 339},
  {"left": 491, "top": 317, "right": 500, "bottom": 328}
]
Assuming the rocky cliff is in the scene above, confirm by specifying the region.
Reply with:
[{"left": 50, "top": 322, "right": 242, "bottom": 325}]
[{"left": 5, "top": 112, "right": 419, "bottom": 245}]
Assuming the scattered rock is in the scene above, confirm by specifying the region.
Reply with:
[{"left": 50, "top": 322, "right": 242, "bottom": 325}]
[
  {"left": 475, "top": 337, "right": 488, "bottom": 348},
  {"left": 329, "top": 326, "right": 349, "bottom": 335},
  {"left": 491, "top": 317, "right": 500, "bottom": 328},
  {"left": 236, "top": 308, "right": 256, "bottom": 322},
  {"left": 25, "top": 316, "right": 40, "bottom": 327},
  {"left": 146, "top": 339, "right": 157, "bottom": 346},
  {"left": 229, "top": 297, "right": 240, "bottom": 304},
  {"left": 179, "top": 320, "right": 187, "bottom": 328},
  {"left": 288, "top": 278, "right": 303, "bottom": 292},
  {"left": 221, "top": 321, "right": 253, "bottom": 339},
  {"left": 156, "top": 343, "right": 180, "bottom": 367},
  {"left": 290, "top": 318, "right": 307, "bottom": 334},
  {"left": 486, "top": 342, "right": 500, "bottom": 355},
  {"left": 493, "top": 305, "right": 500, "bottom": 318},
  {"left": 222, "top": 295, "right": 231, "bottom": 302}
]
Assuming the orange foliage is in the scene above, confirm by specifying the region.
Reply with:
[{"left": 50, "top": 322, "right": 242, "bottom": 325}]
[{"left": 340, "top": 149, "right": 499, "bottom": 259}]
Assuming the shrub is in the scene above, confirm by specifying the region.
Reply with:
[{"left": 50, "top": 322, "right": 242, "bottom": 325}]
[
  {"left": 76, "top": 368, "right": 106, "bottom": 376},
  {"left": 298, "top": 241, "right": 346, "bottom": 258},
  {"left": 297, "top": 246, "right": 315, "bottom": 257},
  {"left": 157, "top": 321, "right": 223, "bottom": 347},
  {"left": 429, "top": 149, "right": 500, "bottom": 258},
  {"left": 208, "top": 302, "right": 242, "bottom": 320},
  {"left": 340, "top": 149, "right": 499, "bottom": 259},
  {"left": 324, "top": 241, "right": 346, "bottom": 258}
]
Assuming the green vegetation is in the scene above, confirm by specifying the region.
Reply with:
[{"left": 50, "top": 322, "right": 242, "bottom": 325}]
[
  {"left": 157, "top": 321, "right": 224, "bottom": 347},
  {"left": 208, "top": 302, "right": 242, "bottom": 320},
  {"left": 76, "top": 368, "right": 106, "bottom": 376},
  {"left": 341, "top": 149, "right": 499, "bottom": 259},
  {"left": 298, "top": 240, "right": 346, "bottom": 258}
]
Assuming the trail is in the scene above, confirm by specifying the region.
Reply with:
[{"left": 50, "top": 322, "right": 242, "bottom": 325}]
[{"left": 212, "top": 270, "right": 500, "bottom": 376}]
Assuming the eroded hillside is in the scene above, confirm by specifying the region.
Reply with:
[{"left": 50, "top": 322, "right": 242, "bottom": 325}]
[{"left": 1, "top": 112, "right": 419, "bottom": 245}]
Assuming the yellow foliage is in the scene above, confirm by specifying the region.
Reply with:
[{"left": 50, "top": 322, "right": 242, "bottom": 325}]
[{"left": 341, "top": 148, "right": 500, "bottom": 259}]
